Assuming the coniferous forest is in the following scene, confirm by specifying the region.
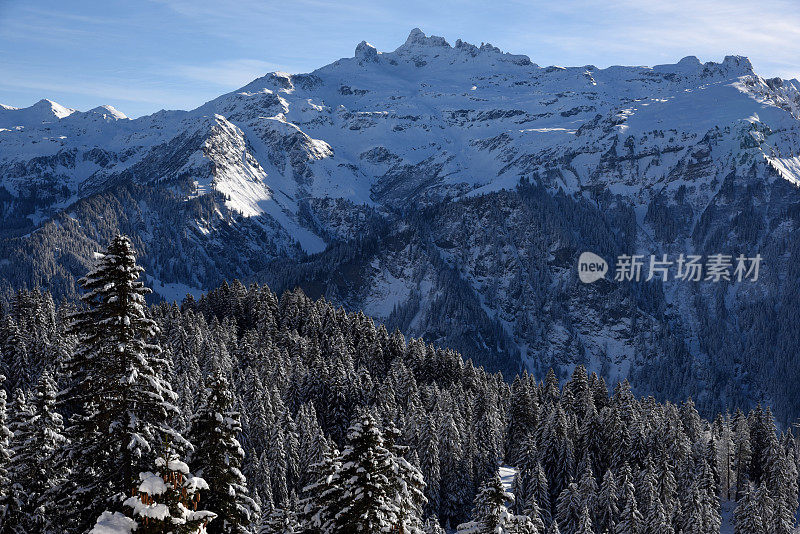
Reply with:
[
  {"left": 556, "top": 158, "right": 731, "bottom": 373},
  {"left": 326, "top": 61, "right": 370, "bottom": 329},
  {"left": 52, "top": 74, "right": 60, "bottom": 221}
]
[{"left": 0, "top": 235, "right": 797, "bottom": 534}]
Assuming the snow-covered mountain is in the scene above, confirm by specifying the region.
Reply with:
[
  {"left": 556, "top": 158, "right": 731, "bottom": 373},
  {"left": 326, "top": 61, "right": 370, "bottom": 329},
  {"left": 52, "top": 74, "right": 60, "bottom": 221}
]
[{"left": 3, "top": 29, "right": 800, "bottom": 422}]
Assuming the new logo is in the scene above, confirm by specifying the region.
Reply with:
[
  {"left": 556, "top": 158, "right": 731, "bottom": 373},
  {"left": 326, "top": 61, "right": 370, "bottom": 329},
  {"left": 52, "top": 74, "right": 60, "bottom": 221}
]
[{"left": 578, "top": 252, "right": 608, "bottom": 284}]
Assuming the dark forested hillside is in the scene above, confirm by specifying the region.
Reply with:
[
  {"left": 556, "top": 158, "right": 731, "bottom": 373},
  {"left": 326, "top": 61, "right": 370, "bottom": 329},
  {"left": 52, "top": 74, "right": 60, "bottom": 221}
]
[{"left": 0, "top": 237, "right": 797, "bottom": 533}]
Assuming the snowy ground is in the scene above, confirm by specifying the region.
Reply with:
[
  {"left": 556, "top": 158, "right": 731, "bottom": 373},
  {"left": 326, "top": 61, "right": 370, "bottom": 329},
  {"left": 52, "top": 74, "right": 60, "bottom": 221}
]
[
  {"left": 499, "top": 465, "right": 518, "bottom": 496},
  {"left": 720, "top": 500, "right": 736, "bottom": 534},
  {"left": 144, "top": 275, "right": 204, "bottom": 303}
]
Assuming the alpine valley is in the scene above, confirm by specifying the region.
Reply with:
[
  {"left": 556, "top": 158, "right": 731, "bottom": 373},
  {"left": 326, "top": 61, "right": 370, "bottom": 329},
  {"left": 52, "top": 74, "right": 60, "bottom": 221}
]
[{"left": 3, "top": 29, "right": 800, "bottom": 423}]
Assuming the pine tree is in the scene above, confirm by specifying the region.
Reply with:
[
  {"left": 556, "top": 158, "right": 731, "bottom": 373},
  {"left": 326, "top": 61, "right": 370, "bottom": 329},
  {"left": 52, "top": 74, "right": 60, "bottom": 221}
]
[
  {"left": 643, "top": 499, "right": 673, "bottom": 534},
  {"left": 1, "top": 317, "right": 29, "bottom": 392},
  {"left": 17, "top": 371, "right": 66, "bottom": 532},
  {"left": 529, "top": 461, "right": 552, "bottom": 526},
  {"left": 555, "top": 481, "right": 582, "bottom": 534},
  {"left": 732, "top": 410, "right": 752, "bottom": 501},
  {"left": 655, "top": 457, "right": 678, "bottom": 523},
  {"left": 768, "top": 438, "right": 797, "bottom": 534},
  {"left": 384, "top": 420, "right": 427, "bottom": 534},
  {"left": 696, "top": 454, "right": 721, "bottom": 534},
  {"left": 298, "top": 444, "right": 341, "bottom": 533},
  {"left": 574, "top": 504, "right": 594, "bottom": 534},
  {"left": 294, "top": 402, "right": 328, "bottom": 494},
  {"left": 59, "top": 235, "right": 186, "bottom": 531},
  {"left": 456, "top": 472, "right": 535, "bottom": 534},
  {"left": 188, "top": 370, "right": 258, "bottom": 534},
  {"left": 92, "top": 446, "right": 216, "bottom": 534},
  {"left": 324, "top": 412, "right": 399, "bottom": 533},
  {"left": 615, "top": 467, "right": 642, "bottom": 534},
  {"left": 258, "top": 505, "right": 300, "bottom": 534},
  {"left": 522, "top": 490, "right": 546, "bottom": 533},
  {"left": 436, "top": 400, "right": 470, "bottom": 526},
  {"left": 594, "top": 469, "right": 618, "bottom": 534},
  {"left": 0, "top": 376, "right": 11, "bottom": 529},
  {"left": 511, "top": 467, "right": 529, "bottom": 516},
  {"left": 3, "top": 389, "right": 30, "bottom": 534},
  {"left": 422, "top": 517, "right": 446, "bottom": 534},
  {"left": 417, "top": 413, "right": 442, "bottom": 517},
  {"left": 734, "top": 483, "right": 766, "bottom": 534}
]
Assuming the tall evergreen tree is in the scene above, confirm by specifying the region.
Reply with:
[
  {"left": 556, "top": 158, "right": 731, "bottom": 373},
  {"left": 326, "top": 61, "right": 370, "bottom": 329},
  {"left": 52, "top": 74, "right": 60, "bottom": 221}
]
[
  {"left": 384, "top": 420, "right": 427, "bottom": 534},
  {"left": 3, "top": 389, "right": 30, "bottom": 534},
  {"left": 298, "top": 444, "right": 341, "bottom": 533},
  {"left": 58, "top": 235, "right": 185, "bottom": 531},
  {"left": 323, "top": 413, "right": 399, "bottom": 533},
  {"left": 734, "top": 483, "right": 766, "bottom": 534},
  {"left": 457, "top": 472, "right": 536, "bottom": 534},
  {"left": 574, "top": 504, "right": 594, "bottom": 534},
  {"left": 555, "top": 481, "right": 582, "bottom": 534},
  {"left": 594, "top": 469, "right": 618, "bottom": 534},
  {"left": 615, "top": 467, "right": 642, "bottom": 534},
  {"left": 17, "top": 371, "right": 66, "bottom": 533},
  {"left": 0, "top": 376, "right": 11, "bottom": 530},
  {"left": 188, "top": 370, "right": 258, "bottom": 534},
  {"left": 259, "top": 504, "right": 300, "bottom": 534}
]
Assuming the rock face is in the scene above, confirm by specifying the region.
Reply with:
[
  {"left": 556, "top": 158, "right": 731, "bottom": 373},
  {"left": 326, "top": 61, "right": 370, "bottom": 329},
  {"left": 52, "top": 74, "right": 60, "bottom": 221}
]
[{"left": 3, "top": 29, "right": 800, "bottom": 421}]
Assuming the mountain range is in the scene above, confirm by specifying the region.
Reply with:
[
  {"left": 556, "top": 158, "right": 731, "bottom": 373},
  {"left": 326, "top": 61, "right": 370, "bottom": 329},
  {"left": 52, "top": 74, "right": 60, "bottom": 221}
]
[{"left": 3, "top": 29, "right": 800, "bottom": 423}]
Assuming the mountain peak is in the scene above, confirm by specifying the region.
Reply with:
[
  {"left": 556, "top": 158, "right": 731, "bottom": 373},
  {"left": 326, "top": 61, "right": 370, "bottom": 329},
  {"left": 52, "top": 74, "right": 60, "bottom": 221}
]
[
  {"left": 32, "top": 98, "right": 76, "bottom": 118},
  {"left": 401, "top": 28, "right": 450, "bottom": 49},
  {"left": 87, "top": 105, "right": 128, "bottom": 120},
  {"left": 355, "top": 40, "right": 379, "bottom": 63},
  {"left": 652, "top": 54, "right": 754, "bottom": 79},
  {"left": 383, "top": 28, "right": 533, "bottom": 67},
  {"left": 0, "top": 98, "right": 76, "bottom": 129},
  {"left": 721, "top": 55, "right": 754, "bottom": 76}
]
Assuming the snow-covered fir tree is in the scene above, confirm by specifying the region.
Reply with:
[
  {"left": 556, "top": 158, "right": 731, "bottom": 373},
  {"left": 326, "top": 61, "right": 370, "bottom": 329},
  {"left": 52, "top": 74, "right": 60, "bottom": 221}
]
[
  {"left": 0, "top": 376, "right": 11, "bottom": 530},
  {"left": 320, "top": 412, "right": 399, "bottom": 533},
  {"left": 383, "top": 420, "right": 427, "bottom": 534},
  {"left": 4, "top": 388, "right": 31, "bottom": 534},
  {"left": 187, "top": 370, "right": 258, "bottom": 534},
  {"left": 91, "top": 446, "right": 216, "bottom": 534},
  {"left": 11, "top": 371, "right": 65, "bottom": 533},
  {"left": 456, "top": 472, "right": 536, "bottom": 534},
  {"left": 257, "top": 505, "right": 300, "bottom": 534},
  {"left": 734, "top": 482, "right": 766, "bottom": 534},
  {"left": 298, "top": 444, "right": 341, "bottom": 533},
  {"left": 58, "top": 235, "right": 186, "bottom": 531}
]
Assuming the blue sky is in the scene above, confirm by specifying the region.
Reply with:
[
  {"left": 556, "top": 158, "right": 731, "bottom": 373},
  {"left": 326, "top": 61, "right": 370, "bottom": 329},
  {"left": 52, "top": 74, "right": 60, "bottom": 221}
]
[{"left": 2, "top": 0, "right": 800, "bottom": 118}]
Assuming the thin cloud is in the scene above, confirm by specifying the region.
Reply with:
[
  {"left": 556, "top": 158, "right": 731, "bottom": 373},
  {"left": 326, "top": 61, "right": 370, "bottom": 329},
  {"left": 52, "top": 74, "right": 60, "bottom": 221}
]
[
  {"left": 170, "top": 59, "right": 286, "bottom": 88},
  {"left": 498, "top": 0, "right": 800, "bottom": 78},
  {"left": 3, "top": 0, "right": 800, "bottom": 116},
  {"left": 0, "top": 70, "right": 190, "bottom": 109}
]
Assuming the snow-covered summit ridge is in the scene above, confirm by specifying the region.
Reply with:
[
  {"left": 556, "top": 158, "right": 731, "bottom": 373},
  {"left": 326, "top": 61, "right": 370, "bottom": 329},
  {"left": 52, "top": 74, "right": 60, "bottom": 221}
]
[
  {"left": 0, "top": 98, "right": 77, "bottom": 129},
  {"left": 86, "top": 105, "right": 128, "bottom": 121},
  {"left": 0, "top": 27, "right": 796, "bottom": 255},
  {"left": 322, "top": 29, "right": 753, "bottom": 80},
  {"left": 0, "top": 99, "right": 127, "bottom": 129},
  {"left": 397, "top": 28, "right": 532, "bottom": 64}
]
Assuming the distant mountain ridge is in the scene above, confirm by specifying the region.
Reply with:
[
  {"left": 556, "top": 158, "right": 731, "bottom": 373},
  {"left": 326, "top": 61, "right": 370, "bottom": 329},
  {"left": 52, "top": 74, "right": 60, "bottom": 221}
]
[{"left": 3, "top": 29, "right": 800, "bottom": 423}]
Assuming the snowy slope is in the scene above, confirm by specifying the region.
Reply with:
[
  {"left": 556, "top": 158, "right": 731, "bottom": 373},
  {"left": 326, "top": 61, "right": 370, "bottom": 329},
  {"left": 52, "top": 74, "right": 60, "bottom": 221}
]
[
  {"left": 4, "top": 29, "right": 795, "bottom": 245},
  {"left": 3, "top": 29, "right": 800, "bottom": 419}
]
